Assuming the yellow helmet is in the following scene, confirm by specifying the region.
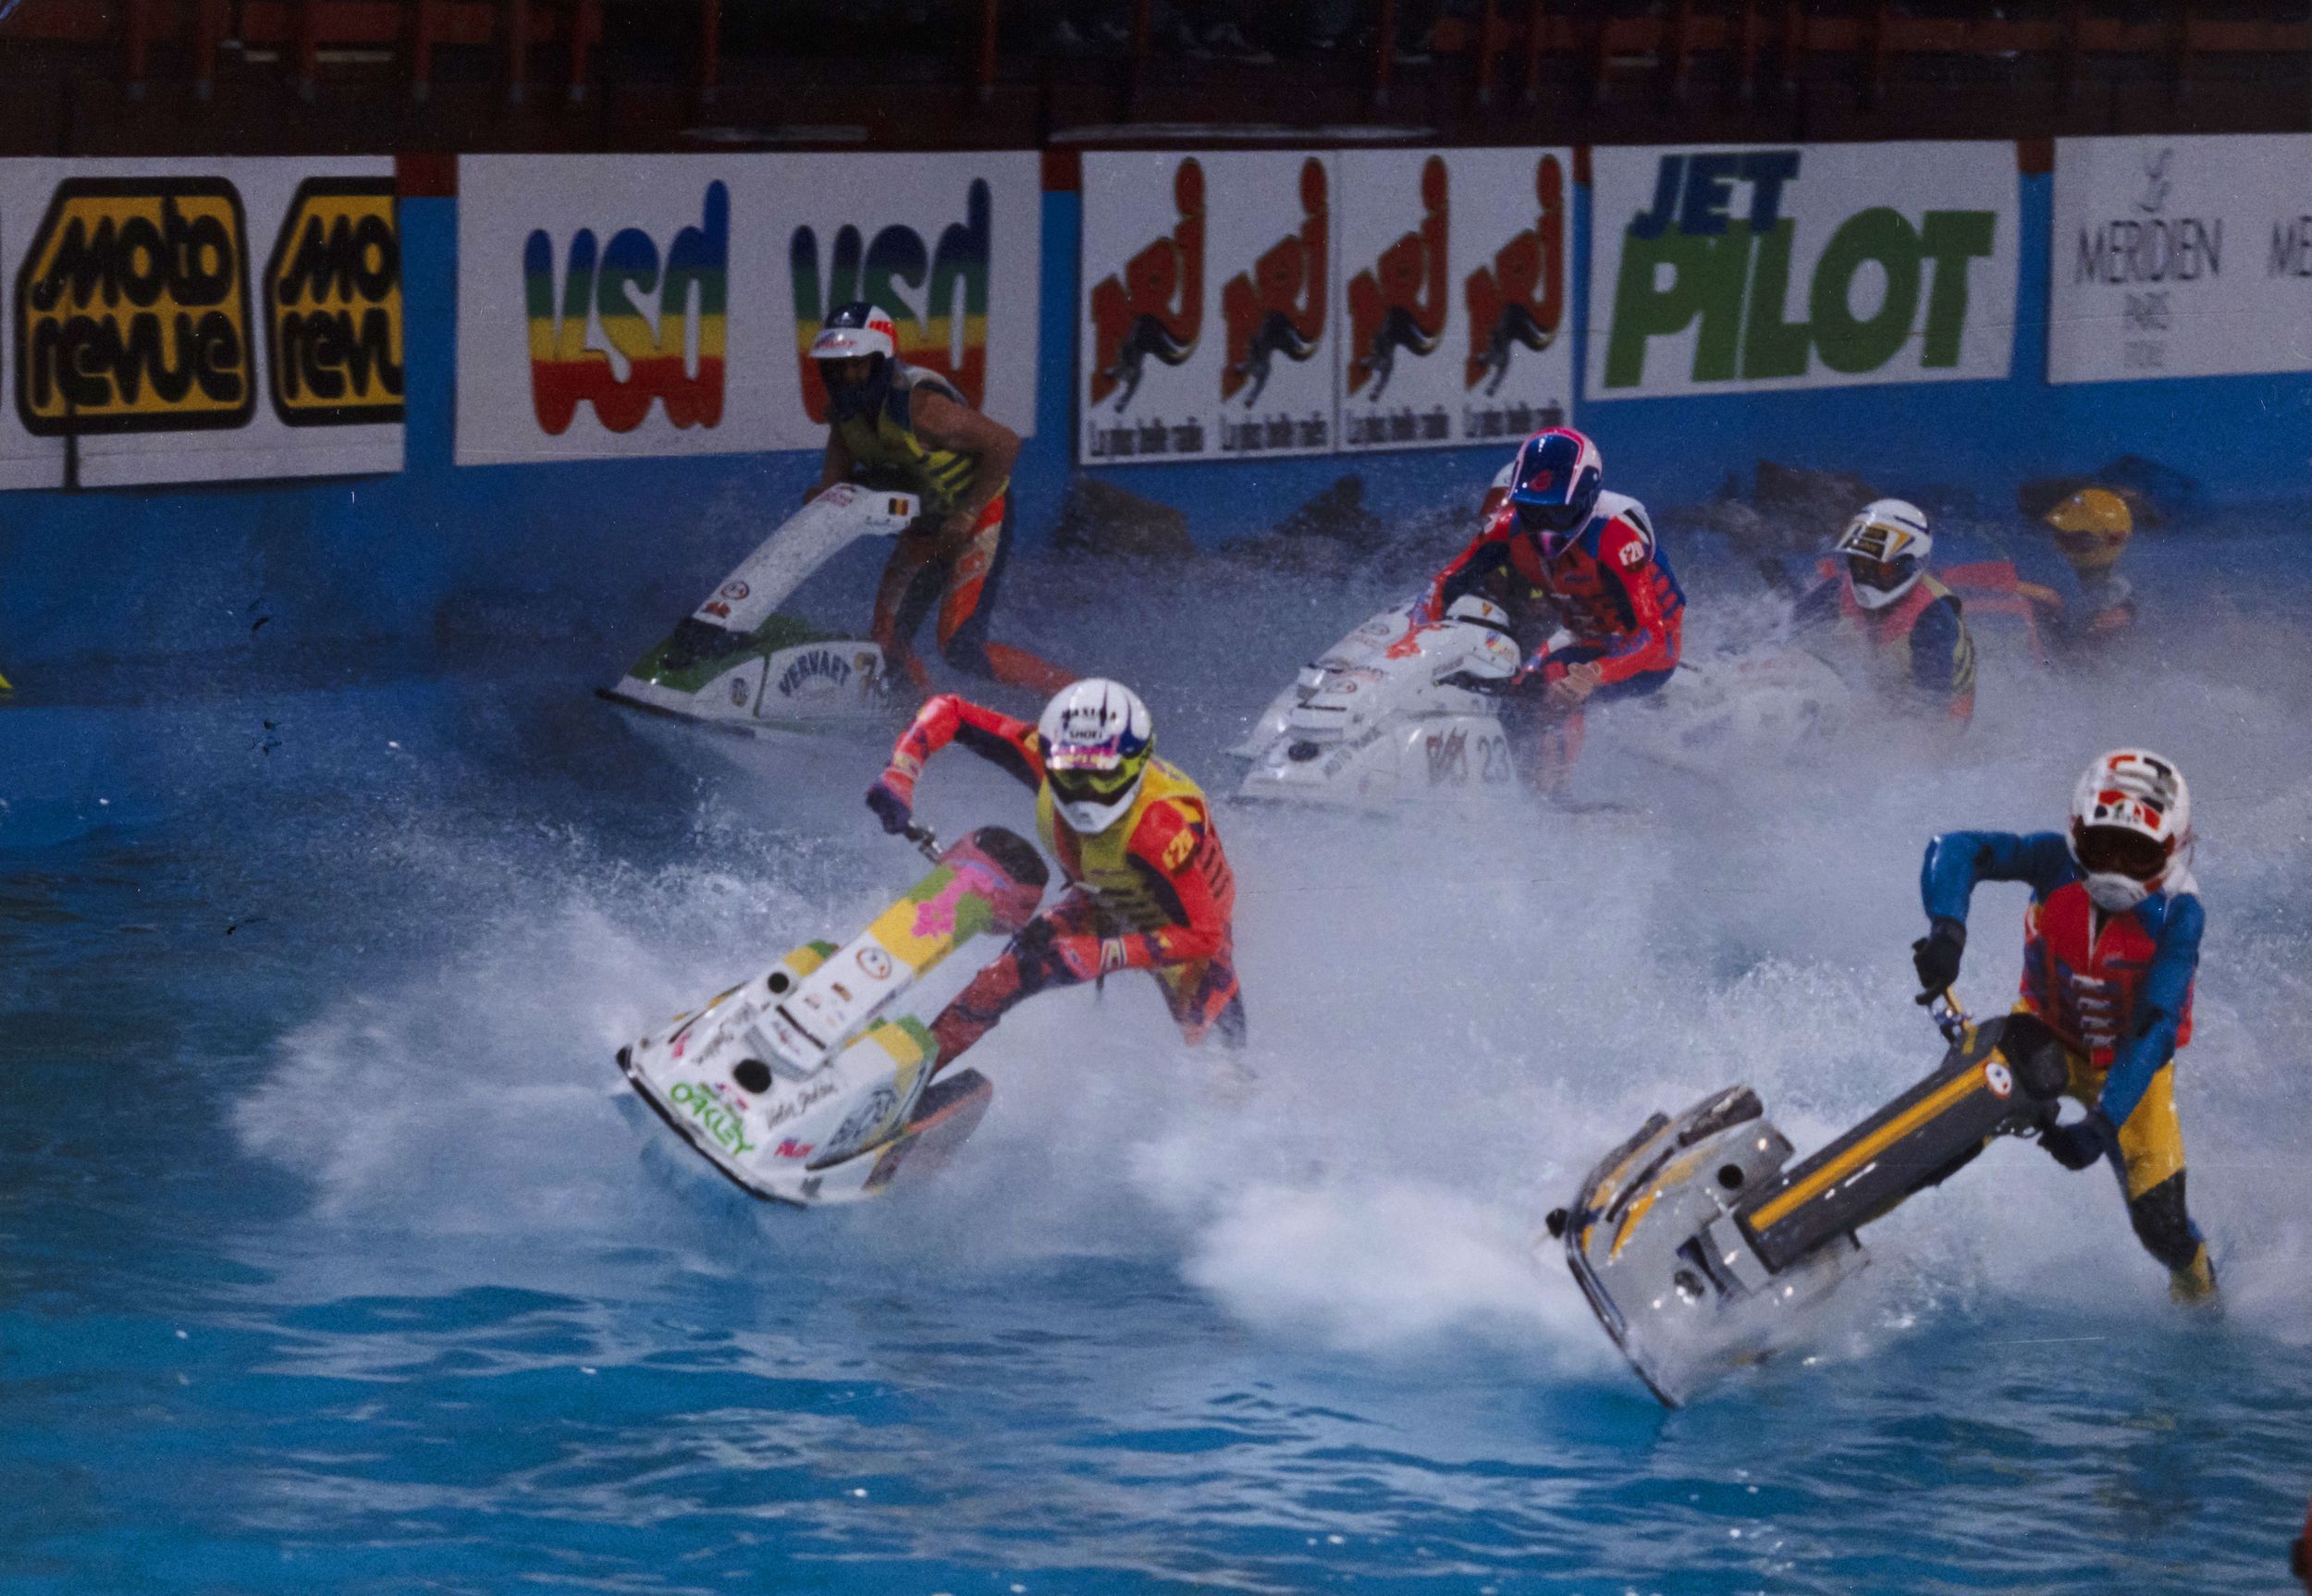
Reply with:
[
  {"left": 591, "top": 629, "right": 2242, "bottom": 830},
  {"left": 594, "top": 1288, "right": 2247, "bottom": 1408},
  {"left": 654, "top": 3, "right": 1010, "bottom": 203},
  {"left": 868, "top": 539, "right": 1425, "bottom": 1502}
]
[{"left": 2043, "top": 488, "right": 2133, "bottom": 575}]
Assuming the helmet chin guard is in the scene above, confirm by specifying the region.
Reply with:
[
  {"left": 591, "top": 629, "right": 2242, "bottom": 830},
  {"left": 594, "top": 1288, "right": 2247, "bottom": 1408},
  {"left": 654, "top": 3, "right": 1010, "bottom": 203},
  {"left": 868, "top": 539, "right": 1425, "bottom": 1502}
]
[{"left": 2067, "top": 748, "right": 2191, "bottom": 902}]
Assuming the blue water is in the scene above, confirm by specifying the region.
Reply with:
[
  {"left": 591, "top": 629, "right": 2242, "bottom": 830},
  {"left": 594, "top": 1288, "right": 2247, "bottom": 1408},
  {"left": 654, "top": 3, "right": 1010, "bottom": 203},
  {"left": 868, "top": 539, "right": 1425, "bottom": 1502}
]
[{"left": 6, "top": 517, "right": 2312, "bottom": 1594}]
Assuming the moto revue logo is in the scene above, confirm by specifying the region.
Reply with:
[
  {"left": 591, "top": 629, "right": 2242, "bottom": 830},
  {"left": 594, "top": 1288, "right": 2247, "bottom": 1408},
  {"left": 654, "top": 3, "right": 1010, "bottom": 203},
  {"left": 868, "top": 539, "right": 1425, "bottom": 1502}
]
[
  {"left": 265, "top": 177, "right": 405, "bottom": 426},
  {"left": 15, "top": 173, "right": 404, "bottom": 437},
  {"left": 1603, "top": 149, "right": 1998, "bottom": 389},
  {"left": 1220, "top": 156, "right": 1326, "bottom": 407},
  {"left": 790, "top": 180, "right": 998, "bottom": 421},
  {"left": 16, "top": 178, "right": 257, "bottom": 436},
  {"left": 1087, "top": 158, "right": 1203, "bottom": 412}
]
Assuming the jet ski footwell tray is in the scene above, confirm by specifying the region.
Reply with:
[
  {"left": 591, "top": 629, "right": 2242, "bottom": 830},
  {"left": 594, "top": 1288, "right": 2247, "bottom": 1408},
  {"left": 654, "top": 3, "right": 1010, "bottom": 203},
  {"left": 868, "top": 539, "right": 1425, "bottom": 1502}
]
[{"left": 1549, "top": 1013, "right": 2069, "bottom": 1406}]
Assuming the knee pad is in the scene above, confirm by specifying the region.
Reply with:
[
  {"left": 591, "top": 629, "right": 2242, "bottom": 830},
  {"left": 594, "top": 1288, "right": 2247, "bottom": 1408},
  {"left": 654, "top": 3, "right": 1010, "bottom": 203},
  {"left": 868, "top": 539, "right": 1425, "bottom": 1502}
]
[{"left": 2127, "top": 1172, "right": 2205, "bottom": 1273}]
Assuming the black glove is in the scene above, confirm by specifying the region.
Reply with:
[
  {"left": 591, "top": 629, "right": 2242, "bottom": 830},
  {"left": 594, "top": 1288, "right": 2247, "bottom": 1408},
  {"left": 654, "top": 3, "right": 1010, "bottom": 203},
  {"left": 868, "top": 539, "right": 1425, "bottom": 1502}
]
[
  {"left": 1009, "top": 916, "right": 1061, "bottom": 988},
  {"left": 1437, "top": 669, "right": 1518, "bottom": 697},
  {"left": 1911, "top": 916, "right": 1965, "bottom": 1004},
  {"left": 865, "top": 776, "right": 913, "bottom": 836},
  {"left": 2039, "top": 1109, "right": 2117, "bottom": 1172}
]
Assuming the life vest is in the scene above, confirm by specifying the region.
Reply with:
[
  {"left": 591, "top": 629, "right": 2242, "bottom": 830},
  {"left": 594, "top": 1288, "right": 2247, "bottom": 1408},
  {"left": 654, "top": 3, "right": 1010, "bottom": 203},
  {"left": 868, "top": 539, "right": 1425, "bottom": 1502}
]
[
  {"left": 1035, "top": 757, "right": 1229, "bottom": 933},
  {"left": 833, "top": 362, "right": 999, "bottom": 516},
  {"left": 1832, "top": 569, "right": 1976, "bottom": 716},
  {"left": 1497, "top": 493, "right": 1685, "bottom": 648},
  {"left": 2019, "top": 878, "right": 2195, "bottom": 1067}
]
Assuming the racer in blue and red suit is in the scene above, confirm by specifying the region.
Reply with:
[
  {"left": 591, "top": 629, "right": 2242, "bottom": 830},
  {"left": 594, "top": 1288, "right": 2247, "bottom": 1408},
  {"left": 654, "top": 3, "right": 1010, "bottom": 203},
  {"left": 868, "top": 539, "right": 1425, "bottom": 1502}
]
[
  {"left": 1912, "top": 748, "right": 2216, "bottom": 1302},
  {"left": 867, "top": 679, "right": 1245, "bottom": 1074},
  {"left": 1417, "top": 428, "right": 1684, "bottom": 792}
]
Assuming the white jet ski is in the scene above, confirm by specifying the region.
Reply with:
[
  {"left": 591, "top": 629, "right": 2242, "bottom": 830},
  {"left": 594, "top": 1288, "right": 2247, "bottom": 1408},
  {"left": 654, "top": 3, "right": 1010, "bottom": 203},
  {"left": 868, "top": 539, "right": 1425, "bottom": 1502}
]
[
  {"left": 1547, "top": 1002, "right": 2068, "bottom": 1406},
  {"left": 600, "top": 484, "right": 919, "bottom": 736},
  {"left": 617, "top": 825, "right": 1048, "bottom": 1206},
  {"left": 1232, "top": 595, "right": 1851, "bottom": 809},
  {"left": 1232, "top": 595, "right": 1527, "bottom": 807}
]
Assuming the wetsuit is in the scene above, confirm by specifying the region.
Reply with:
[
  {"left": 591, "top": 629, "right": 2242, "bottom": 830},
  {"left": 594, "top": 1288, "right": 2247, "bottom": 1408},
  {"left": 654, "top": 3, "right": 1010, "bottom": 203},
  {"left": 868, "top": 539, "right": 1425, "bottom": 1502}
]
[
  {"left": 834, "top": 362, "right": 1070, "bottom": 694},
  {"left": 1922, "top": 829, "right": 2214, "bottom": 1299},
  {"left": 1419, "top": 487, "right": 1684, "bottom": 789},
  {"left": 1794, "top": 568, "right": 1977, "bottom": 723},
  {"left": 883, "top": 695, "right": 1245, "bottom": 1069}
]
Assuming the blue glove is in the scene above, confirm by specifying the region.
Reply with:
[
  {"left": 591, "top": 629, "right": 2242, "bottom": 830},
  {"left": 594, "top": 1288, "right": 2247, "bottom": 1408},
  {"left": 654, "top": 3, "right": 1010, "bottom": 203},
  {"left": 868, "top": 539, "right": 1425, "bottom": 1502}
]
[
  {"left": 2039, "top": 1109, "right": 2117, "bottom": 1172},
  {"left": 865, "top": 774, "right": 914, "bottom": 836}
]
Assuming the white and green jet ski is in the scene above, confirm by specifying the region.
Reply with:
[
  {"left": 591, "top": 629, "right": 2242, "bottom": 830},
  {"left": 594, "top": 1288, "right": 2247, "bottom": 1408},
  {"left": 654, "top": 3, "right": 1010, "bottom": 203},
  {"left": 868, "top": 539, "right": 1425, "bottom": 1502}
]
[
  {"left": 617, "top": 825, "right": 1048, "bottom": 1207},
  {"left": 1548, "top": 1002, "right": 2069, "bottom": 1406},
  {"left": 600, "top": 484, "right": 919, "bottom": 736}
]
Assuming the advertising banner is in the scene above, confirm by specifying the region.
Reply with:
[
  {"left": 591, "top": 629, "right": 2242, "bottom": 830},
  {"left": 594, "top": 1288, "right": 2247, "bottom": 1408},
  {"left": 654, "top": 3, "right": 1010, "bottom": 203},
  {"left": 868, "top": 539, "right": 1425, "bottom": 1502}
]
[
  {"left": 1335, "top": 146, "right": 1573, "bottom": 453},
  {"left": 455, "top": 153, "right": 1040, "bottom": 467},
  {"left": 2049, "top": 134, "right": 2312, "bottom": 384},
  {"left": 1079, "top": 150, "right": 1335, "bottom": 466},
  {"left": 0, "top": 155, "right": 402, "bottom": 491},
  {"left": 1587, "top": 141, "right": 2018, "bottom": 400}
]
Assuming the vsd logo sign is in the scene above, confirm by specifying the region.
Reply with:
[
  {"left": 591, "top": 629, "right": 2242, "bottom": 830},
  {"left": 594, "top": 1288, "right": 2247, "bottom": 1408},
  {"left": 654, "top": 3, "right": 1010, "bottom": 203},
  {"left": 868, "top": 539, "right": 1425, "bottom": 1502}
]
[
  {"left": 789, "top": 179, "right": 996, "bottom": 422},
  {"left": 523, "top": 180, "right": 729, "bottom": 436}
]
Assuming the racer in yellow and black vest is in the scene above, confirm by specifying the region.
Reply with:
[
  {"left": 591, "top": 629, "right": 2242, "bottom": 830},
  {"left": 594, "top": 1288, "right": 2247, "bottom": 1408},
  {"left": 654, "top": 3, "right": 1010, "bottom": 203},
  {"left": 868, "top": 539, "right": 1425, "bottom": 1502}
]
[
  {"left": 1794, "top": 497, "right": 1975, "bottom": 724},
  {"left": 808, "top": 301, "right": 1073, "bottom": 694},
  {"left": 864, "top": 679, "right": 1245, "bottom": 1072}
]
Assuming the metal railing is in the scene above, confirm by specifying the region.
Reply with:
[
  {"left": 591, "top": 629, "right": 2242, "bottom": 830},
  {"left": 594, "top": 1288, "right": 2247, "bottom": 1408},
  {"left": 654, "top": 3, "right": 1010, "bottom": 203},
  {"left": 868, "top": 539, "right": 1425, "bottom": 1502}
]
[{"left": 0, "top": 1, "right": 2303, "bottom": 120}]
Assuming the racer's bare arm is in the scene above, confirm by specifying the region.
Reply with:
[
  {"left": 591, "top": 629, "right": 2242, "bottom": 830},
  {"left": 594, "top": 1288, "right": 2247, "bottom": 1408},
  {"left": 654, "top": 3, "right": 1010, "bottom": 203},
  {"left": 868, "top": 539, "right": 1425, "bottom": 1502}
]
[
  {"left": 910, "top": 390, "right": 1022, "bottom": 544},
  {"left": 814, "top": 430, "right": 854, "bottom": 499}
]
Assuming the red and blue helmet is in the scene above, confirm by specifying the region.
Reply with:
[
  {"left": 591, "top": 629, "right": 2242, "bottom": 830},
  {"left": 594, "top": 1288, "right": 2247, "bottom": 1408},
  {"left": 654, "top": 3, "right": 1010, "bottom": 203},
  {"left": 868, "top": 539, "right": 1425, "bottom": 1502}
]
[{"left": 1506, "top": 427, "right": 1604, "bottom": 556}]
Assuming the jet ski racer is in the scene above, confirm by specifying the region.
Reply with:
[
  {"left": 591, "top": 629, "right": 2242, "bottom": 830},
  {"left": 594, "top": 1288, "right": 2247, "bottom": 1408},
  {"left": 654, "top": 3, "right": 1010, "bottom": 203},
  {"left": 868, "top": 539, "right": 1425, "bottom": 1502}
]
[
  {"left": 1912, "top": 748, "right": 2216, "bottom": 1303},
  {"left": 1417, "top": 427, "right": 1684, "bottom": 792},
  {"left": 865, "top": 679, "right": 1246, "bottom": 1071},
  {"left": 809, "top": 301, "right": 1073, "bottom": 695},
  {"left": 1792, "top": 497, "right": 1977, "bottom": 724}
]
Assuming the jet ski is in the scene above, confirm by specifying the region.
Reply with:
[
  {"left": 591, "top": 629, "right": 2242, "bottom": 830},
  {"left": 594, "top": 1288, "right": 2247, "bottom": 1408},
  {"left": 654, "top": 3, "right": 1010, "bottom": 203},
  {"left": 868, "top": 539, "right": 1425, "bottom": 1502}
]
[
  {"left": 1231, "top": 595, "right": 1527, "bottom": 807},
  {"left": 600, "top": 484, "right": 918, "bottom": 736},
  {"left": 1547, "top": 1001, "right": 2069, "bottom": 1406},
  {"left": 1231, "top": 595, "right": 1850, "bottom": 810},
  {"left": 616, "top": 825, "right": 1047, "bottom": 1206}
]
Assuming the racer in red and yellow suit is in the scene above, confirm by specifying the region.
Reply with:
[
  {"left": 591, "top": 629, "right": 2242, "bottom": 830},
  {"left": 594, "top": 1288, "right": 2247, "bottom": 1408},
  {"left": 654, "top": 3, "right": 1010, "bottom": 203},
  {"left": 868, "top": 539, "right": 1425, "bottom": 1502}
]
[
  {"left": 875, "top": 695, "right": 1246, "bottom": 1071},
  {"left": 1919, "top": 830, "right": 2214, "bottom": 1301},
  {"left": 1417, "top": 483, "right": 1685, "bottom": 791}
]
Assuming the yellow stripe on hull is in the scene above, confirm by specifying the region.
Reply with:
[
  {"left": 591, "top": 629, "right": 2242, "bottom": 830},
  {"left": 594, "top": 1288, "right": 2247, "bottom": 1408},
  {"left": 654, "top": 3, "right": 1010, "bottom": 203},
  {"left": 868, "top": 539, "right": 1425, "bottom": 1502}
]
[{"left": 1745, "top": 1067, "right": 1986, "bottom": 1233}]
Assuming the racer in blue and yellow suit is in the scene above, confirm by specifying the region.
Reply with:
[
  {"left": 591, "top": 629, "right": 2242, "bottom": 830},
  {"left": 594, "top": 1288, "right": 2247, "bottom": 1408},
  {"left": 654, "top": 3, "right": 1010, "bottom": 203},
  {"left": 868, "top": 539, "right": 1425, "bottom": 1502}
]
[{"left": 1912, "top": 749, "right": 2215, "bottom": 1302}]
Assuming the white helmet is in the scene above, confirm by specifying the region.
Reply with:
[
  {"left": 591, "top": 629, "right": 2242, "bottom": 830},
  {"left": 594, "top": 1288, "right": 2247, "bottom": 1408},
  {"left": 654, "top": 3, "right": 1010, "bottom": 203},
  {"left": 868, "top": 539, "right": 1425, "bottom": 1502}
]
[
  {"left": 2068, "top": 748, "right": 2192, "bottom": 911},
  {"left": 807, "top": 300, "right": 898, "bottom": 363},
  {"left": 1038, "top": 679, "right": 1154, "bottom": 835},
  {"left": 1835, "top": 498, "right": 1932, "bottom": 610}
]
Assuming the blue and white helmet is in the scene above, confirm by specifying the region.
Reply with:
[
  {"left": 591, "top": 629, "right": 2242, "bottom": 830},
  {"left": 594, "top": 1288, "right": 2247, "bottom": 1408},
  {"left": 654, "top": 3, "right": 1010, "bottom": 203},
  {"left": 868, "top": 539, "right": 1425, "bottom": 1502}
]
[
  {"left": 1506, "top": 427, "right": 1605, "bottom": 556},
  {"left": 1038, "top": 679, "right": 1154, "bottom": 834}
]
